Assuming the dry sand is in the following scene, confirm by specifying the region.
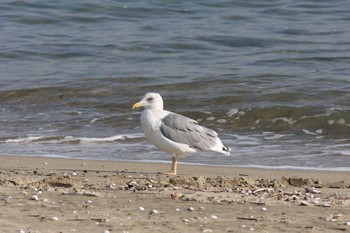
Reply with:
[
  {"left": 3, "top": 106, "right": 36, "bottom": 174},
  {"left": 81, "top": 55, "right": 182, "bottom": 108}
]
[{"left": 0, "top": 155, "right": 349, "bottom": 233}]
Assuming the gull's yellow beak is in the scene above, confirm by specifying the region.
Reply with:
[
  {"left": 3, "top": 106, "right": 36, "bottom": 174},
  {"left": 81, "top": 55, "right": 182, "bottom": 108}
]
[{"left": 132, "top": 102, "right": 143, "bottom": 109}]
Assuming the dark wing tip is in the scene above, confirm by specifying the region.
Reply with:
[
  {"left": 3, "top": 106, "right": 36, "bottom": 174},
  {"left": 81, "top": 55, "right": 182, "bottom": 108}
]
[{"left": 223, "top": 145, "right": 231, "bottom": 153}]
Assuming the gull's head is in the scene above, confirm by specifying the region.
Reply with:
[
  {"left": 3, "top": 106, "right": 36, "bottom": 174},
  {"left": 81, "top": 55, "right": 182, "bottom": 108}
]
[{"left": 132, "top": 92, "right": 163, "bottom": 110}]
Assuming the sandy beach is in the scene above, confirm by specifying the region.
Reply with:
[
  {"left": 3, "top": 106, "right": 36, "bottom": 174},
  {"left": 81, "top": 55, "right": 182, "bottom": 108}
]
[{"left": 0, "top": 156, "right": 349, "bottom": 233}]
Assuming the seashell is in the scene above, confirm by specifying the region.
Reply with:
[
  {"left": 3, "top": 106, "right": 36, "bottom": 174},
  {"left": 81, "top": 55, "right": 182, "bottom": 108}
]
[
  {"left": 210, "top": 215, "right": 218, "bottom": 220},
  {"left": 300, "top": 201, "right": 309, "bottom": 206},
  {"left": 150, "top": 209, "right": 158, "bottom": 215},
  {"left": 187, "top": 207, "right": 195, "bottom": 212},
  {"left": 18, "top": 229, "right": 25, "bottom": 233},
  {"left": 138, "top": 207, "right": 145, "bottom": 211},
  {"left": 49, "top": 216, "right": 59, "bottom": 221}
]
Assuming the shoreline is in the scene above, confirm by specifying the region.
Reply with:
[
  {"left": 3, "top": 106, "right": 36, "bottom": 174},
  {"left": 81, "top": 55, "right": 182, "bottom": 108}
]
[
  {"left": 0, "top": 155, "right": 349, "bottom": 233},
  {"left": 1, "top": 155, "right": 350, "bottom": 180}
]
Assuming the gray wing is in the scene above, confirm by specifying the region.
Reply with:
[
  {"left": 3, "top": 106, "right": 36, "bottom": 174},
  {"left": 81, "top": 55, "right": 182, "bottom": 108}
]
[{"left": 160, "top": 113, "right": 219, "bottom": 151}]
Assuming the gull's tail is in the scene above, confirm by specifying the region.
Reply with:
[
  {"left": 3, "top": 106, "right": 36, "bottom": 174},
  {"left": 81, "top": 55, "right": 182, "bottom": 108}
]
[{"left": 222, "top": 144, "right": 231, "bottom": 156}]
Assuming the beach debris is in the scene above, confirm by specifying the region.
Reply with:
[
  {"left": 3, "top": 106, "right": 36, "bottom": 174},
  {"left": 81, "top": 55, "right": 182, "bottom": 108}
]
[
  {"left": 305, "top": 187, "right": 321, "bottom": 194},
  {"left": 237, "top": 216, "right": 258, "bottom": 221},
  {"left": 201, "top": 229, "right": 213, "bottom": 233},
  {"left": 49, "top": 216, "right": 59, "bottom": 221},
  {"left": 317, "top": 203, "right": 332, "bottom": 208},
  {"left": 300, "top": 201, "right": 309, "bottom": 206},
  {"left": 29, "top": 195, "right": 39, "bottom": 201},
  {"left": 187, "top": 207, "right": 195, "bottom": 212},
  {"left": 171, "top": 192, "right": 183, "bottom": 200},
  {"left": 46, "top": 171, "right": 56, "bottom": 176},
  {"left": 3, "top": 195, "right": 12, "bottom": 204},
  {"left": 149, "top": 209, "right": 159, "bottom": 215},
  {"left": 253, "top": 188, "right": 274, "bottom": 194},
  {"left": 325, "top": 214, "right": 342, "bottom": 222},
  {"left": 249, "top": 201, "right": 266, "bottom": 206}
]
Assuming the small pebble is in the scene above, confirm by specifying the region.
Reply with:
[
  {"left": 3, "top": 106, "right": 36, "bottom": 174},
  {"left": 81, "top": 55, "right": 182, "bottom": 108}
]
[
  {"left": 210, "top": 215, "right": 218, "bottom": 220},
  {"left": 3, "top": 196, "right": 12, "bottom": 204},
  {"left": 249, "top": 227, "right": 255, "bottom": 231},
  {"left": 102, "top": 230, "right": 110, "bottom": 233},
  {"left": 261, "top": 207, "right": 267, "bottom": 211},
  {"left": 138, "top": 207, "right": 145, "bottom": 211},
  {"left": 150, "top": 209, "right": 158, "bottom": 215},
  {"left": 175, "top": 208, "right": 181, "bottom": 212},
  {"left": 202, "top": 229, "right": 213, "bottom": 233},
  {"left": 345, "top": 222, "right": 350, "bottom": 225},
  {"left": 71, "top": 171, "right": 77, "bottom": 176},
  {"left": 300, "top": 201, "right": 309, "bottom": 206},
  {"left": 49, "top": 216, "right": 59, "bottom": 221},
  {"left": 18, "top": 229, "right": 25, "bottom": 233},
  {"left": 187, "top": 207, "right": 195, "bottom": 212},
  {"left": 30, "top": 195, "right": 39, "bottom": 201}
]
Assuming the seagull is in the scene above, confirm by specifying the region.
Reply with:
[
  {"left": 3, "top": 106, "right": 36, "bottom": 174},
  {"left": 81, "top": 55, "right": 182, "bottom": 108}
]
[{"left": 132, "top": 92, "right": 230, "bottom": 175}]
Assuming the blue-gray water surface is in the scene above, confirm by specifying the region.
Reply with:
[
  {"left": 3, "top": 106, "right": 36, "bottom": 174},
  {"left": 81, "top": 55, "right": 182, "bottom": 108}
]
[{"left": 1, "top": 0, "right": 350, "bottom": 171}]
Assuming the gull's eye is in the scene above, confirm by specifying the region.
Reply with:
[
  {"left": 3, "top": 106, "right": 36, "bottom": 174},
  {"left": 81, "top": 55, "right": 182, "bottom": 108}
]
[{"left": 147, "top": 97, "right": 154, "bottom": 102}]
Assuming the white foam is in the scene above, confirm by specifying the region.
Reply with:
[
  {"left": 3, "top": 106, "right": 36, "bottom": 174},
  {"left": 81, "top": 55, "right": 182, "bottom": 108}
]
[
  {"left": 226, "top": 108, "right": 239, "bottom": 117},
  {"left": 3, "top": 134, "right": 144, "bottom": 144},
  {"left": 4, "top": 136, "right": 45, "bottom": 143},
  {"left": 79, "top": 134, "right": 144, "bottom": 143},
  {"left": 302, "top": 129, "right": 317, "bottom": 135},
  {"left": 272, "top": 117, "right": 296, "bottom": 125}
]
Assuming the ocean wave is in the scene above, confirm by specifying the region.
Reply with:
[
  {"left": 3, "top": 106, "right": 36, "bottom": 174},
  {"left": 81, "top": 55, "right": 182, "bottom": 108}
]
[{"left": 1, "top": 133, "right": 145, "bottom": 144}]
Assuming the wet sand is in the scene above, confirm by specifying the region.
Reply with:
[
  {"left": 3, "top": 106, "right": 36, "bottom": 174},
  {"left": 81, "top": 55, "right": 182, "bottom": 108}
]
[{"left": 0, "top": 155, "right": 349, "bottom": 233}]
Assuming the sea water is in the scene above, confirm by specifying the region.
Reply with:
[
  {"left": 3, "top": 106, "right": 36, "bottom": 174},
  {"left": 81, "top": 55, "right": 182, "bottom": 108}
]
[{"left": 1, "top": 0, "right": 350, "bottom": 171}]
